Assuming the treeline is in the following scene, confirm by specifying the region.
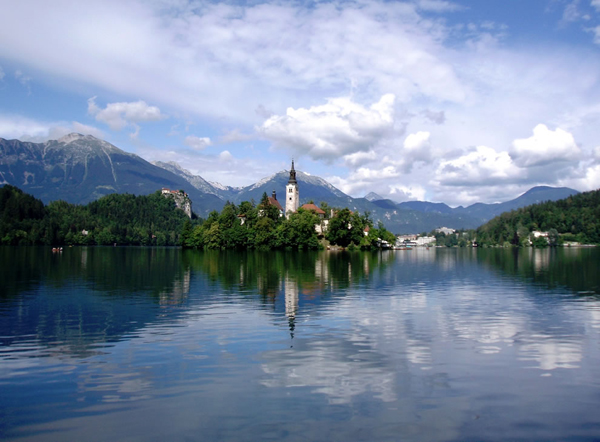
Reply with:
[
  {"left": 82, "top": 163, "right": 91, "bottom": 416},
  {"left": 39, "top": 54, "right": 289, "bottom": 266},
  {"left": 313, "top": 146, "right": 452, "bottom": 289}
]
[
  {"left": 475, "top": 188, "right": 600, "bottom": 246},
  {"left": 181, "top": 192, "right": 396, "bottom": 250},
  {"left": 0, "top": 185, "right": 193, "bottom": 246}
]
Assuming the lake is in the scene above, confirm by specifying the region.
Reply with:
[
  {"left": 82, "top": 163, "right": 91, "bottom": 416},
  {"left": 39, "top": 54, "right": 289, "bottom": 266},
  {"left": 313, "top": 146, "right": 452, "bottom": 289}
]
[{"left": 1, "top": 246, "right": 600, "bottom": 441}]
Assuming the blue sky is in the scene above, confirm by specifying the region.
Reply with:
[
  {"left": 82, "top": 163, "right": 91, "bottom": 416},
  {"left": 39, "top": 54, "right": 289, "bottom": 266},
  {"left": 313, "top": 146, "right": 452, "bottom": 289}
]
[{"left": 1, "top": 0, "right": 600, "bottom": 206}]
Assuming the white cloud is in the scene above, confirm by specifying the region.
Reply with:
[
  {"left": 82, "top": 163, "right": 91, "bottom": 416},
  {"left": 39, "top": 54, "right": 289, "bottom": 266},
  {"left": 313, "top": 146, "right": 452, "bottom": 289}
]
[
  {"left": 511, "top": 124, "right": 580, "bottom": 167},
  {"left": 66, "top": 122, "right": 105, "bottom": 139},
  {"left": 416, "top": 0, "right": 462, "bottom": 13},
  {"left": 87, "top": 97, "right": 165, "bottom": 131},
  {"left": 218, "top": 129, "right": 255, "bottom": 144},
  {"left": 259, "top": 94, "right": 395, "bottom": 161},
  {"left": 422, "top": 109, "right": 446, "bottom": 125},
  {"left": 0, "top": 1, "right": 467, "bottom": 122},
  {"left": 0, "top": 114, "right": 104, "bottom": 142},
  {"left": 404, "top": 131, "right": 431, "bottom": 152},
  {"left": 343, "top": 150, "right": 378, "bottom": 167},
  {"left": 590, "top": 25, "right": 600, "bottom": 44},
  {"left": 403, "top": 131, "right": 433, "bottom": 164},
  {"left": 219, "top": 150, "right": 233, "bottom": 162},
  {"left": 14, "top": 69, "right": 31, "bottom": 94},
  {"left": 1, "top": 1, "right": 600, "bottom": 204},
  {"left": 562, "top": 0, "right": 583, "bottom": 23},
  {"left": 184, "top": 135, "right": 211, "bottom": 151},
  {"left": 435, "top": 145, "right": 522, "bottom": 187},
  {"left": 389, "top": 184, "right": 427, "bottom": 202}
]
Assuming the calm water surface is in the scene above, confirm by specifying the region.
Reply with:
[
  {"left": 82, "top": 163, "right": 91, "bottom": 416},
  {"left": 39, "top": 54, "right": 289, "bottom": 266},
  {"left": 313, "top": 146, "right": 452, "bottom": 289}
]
[{"left": 1, "top": 246, "right": 600, "bottom": 441}]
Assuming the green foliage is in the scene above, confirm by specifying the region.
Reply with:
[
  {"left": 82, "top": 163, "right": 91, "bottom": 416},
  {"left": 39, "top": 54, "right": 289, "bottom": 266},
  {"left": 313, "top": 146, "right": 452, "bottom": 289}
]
[
  {"left": 0, "top": 186, "right": 194, "bottom": 246},
  {"left": 180, "top": 200, "right": 386, "bottom": 251},
  {"left": 279, "top": 208, "right": 320, "bottom": 249},
  {"left": 326, "top": 208, "right": 366, "bottom": 249},
  {"left": 476, "top": 188, "right": 600, "bottom": 246}
]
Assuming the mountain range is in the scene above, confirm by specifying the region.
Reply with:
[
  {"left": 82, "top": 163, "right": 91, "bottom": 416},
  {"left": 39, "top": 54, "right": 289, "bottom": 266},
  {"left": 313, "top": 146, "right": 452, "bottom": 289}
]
[{"left": 0, "top": 134, "right": 580, "bottom": 233}]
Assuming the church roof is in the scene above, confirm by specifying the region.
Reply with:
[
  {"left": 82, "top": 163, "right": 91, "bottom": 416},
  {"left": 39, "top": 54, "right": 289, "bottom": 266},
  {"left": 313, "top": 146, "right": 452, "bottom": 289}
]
[
  {"left": 300, "top": 203, "right": 325, "bottom": 215},
  {"left": 268, "top": 196, "right": 283, "bottom": 212}
]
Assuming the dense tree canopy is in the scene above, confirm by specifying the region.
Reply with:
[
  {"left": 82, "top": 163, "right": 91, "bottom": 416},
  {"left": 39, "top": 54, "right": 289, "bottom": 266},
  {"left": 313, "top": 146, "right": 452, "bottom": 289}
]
[
  {"left": 181, "top": 199, "right": 395, "bottom": 251},
  {"left": 475, "top": 188, "right": 600, "bottom": 246},
  {"left": 0, "top": 185, "right": 193, "bottom": 246},
  {"left": 1, "top": 185, "right": 398, "bottom": 250}
]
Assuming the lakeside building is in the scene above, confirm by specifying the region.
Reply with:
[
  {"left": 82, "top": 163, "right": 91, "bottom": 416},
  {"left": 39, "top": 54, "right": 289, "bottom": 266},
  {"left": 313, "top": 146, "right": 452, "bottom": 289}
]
[{"left": 300, "top": 203, "right": 328, "bottom": 233}]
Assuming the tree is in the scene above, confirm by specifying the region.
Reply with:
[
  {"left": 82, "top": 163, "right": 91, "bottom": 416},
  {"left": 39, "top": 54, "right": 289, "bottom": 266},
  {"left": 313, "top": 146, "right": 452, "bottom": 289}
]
[
  {"left": 279, "top": 208, "right": 320, "bottom": 249},
  {"left": 326, "top": 208, "right": 364, "bottom": 248}
]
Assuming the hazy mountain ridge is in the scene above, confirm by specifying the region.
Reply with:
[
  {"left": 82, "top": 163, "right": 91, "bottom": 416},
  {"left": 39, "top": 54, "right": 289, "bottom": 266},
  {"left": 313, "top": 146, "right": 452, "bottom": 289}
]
[{"left": 0, "top": 134, "right": 581, "bottom": 232}]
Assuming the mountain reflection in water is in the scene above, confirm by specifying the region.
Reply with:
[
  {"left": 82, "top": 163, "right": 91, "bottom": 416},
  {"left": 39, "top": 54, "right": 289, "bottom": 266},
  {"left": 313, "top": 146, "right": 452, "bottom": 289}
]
[{"left": 1, "top": 246, "right": 600, "bottom": 442}]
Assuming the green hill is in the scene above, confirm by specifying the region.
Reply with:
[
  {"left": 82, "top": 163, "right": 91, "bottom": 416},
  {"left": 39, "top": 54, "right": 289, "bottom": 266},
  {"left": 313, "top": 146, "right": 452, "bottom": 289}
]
[
  {"left": 0, "top": 185, "right": 193, "bottom": 246},
  {"left": 476, "top": 188, "right": 600, "bottom": 246}
]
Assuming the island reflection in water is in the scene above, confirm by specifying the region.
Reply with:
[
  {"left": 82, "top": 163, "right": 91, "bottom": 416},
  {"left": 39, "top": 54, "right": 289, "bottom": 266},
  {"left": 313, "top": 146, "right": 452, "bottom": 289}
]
[{"left": 1, "top": 246, "right": 600, "bottom": 441}]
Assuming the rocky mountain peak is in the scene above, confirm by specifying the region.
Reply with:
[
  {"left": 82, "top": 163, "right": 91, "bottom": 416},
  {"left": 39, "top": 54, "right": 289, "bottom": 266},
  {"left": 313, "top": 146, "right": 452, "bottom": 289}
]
[
  {"left": 57, "top": 133, "right": 96, "bottom": 144},
  {"left": 365, "top": 192, "right": 384, "bottom": 202}
]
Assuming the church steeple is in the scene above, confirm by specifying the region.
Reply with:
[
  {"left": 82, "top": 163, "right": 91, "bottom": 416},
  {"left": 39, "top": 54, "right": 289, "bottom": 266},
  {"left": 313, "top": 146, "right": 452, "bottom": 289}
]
[
  {"left": 285, "top": 159, "right": 299, "bottom": 217},
  {"left": 288, "top": 159, "right": 297, "bottom": 184}
]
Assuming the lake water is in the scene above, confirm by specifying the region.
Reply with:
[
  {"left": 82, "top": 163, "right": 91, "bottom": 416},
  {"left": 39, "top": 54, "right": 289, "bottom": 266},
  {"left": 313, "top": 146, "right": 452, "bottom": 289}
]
[{"left": 1, "top": 246, "right": 600, "bottom": 441}]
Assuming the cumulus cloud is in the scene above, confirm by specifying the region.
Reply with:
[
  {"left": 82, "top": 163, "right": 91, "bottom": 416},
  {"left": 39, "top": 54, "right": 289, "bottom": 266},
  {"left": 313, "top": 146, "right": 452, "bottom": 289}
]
[
  {"left": 389, "top": 185, "right": 427, "bottom": 202},
  {"left": 402, "top": 131, "right": 433, "bottom": 169},
  {"left": 593, "top": 0, "right": 600, "bottom": 12},
  {"left": 87, "top": 97, "right": 165, "bottom": 131},
  {"left": 343, "top": 150, "right": 378, "bottom": 167},
  {"left": 435, "top": 145, "right": 522, "bottom": 187},
  {"left": 219, "top": 150, "right": 233, "bottom": 162},
  {"left": 511, "top": 124, "right": 580, "bottom": 167},
  {"left": 184, "top": 135, "right": 211, "bottom": 150},
  {"left": 259, "top": 94, "right": 395, "bottom": 161}
]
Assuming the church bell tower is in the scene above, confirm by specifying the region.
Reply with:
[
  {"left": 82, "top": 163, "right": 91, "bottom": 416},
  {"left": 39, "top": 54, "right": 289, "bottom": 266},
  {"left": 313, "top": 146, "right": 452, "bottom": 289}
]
[{"left": 285, "top": 160, "right": 299, "bottom": 218}]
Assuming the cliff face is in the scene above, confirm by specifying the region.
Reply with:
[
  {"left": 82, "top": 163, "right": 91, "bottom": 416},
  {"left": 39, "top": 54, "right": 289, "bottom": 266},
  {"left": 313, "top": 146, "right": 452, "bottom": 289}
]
[{"left": 162, "top": 189, "right": 192, "bottom": 218}]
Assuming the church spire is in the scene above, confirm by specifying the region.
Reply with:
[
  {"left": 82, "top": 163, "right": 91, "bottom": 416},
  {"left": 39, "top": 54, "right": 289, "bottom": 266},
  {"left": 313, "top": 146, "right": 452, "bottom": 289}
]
[
  {"left": 285, "top": 159, "right": 299, "bottom": 217},
  {"left": 288, "top": 160, "right": 297, "bottom": 184}
]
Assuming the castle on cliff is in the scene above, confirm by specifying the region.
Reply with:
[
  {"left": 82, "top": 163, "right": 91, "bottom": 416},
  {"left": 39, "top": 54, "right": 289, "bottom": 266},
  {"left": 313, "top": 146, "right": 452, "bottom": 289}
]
[{"left": 161, "top": 188, "right": 192, "bottom": 218}]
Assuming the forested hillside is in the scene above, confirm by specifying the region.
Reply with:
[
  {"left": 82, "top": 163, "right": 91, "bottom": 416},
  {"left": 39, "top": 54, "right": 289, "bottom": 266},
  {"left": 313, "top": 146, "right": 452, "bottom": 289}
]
[
  {"left": 476, "top": 188, "right": 600, "bottom": 246},
  {"left": 0, "top": 185, "right": 193, "bottom": 246}
]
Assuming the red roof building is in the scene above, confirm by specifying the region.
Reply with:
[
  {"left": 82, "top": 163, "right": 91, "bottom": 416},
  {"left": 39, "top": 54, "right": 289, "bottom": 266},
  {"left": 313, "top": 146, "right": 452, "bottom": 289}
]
[{"left": 300, "top": 203, "right": 325, "bottom": 218}]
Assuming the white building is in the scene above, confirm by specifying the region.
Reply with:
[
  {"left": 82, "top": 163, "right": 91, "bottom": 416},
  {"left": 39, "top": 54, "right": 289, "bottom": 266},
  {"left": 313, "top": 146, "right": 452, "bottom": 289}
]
[{"left": 285, "top": 160, "right": 299, "bottom": 218}]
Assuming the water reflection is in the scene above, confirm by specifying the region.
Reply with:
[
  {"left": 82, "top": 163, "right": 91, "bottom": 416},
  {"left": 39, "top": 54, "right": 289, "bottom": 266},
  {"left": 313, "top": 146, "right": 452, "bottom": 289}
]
[
  {"left": 2, "top": 247, "right": 600, "bottom": 441},
  {"left": 0, "top": 247, "right": 191, "bottom": 358}
]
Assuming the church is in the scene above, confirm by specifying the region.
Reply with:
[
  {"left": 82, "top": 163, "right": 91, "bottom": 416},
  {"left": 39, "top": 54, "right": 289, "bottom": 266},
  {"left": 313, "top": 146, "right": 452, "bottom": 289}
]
[{"left": 285, "top": 160, "right": 299, "bottom": 218}]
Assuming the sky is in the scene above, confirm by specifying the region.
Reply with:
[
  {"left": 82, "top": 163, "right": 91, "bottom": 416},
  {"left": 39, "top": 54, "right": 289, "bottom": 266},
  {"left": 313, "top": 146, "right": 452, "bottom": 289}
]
[{"left": 1, "top": 0, "right": 600, "bottom": 206}]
